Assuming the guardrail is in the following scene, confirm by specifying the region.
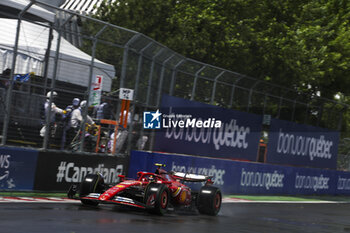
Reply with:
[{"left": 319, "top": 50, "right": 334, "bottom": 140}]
[
  {"left": 2, "top": 144, "right": 350, "bottom": 195},
  {"left": 129, "top": 150, "right": 350, "bottom": 195},
  {"left": 0, "top": 146, "right": 127, "bottom": 192}
]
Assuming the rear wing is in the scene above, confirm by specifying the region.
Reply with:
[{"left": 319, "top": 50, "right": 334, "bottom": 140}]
[{"left": 172, "top": 172, "right": 213, "bottom": 184}]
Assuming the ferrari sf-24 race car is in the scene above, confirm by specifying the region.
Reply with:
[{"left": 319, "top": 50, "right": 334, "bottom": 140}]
[{"left": 67, "top": 164, "right": 222, "bottom": 215}]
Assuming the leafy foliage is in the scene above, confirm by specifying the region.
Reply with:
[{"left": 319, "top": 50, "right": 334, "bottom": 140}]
[
  {"left": 95, "top": 0, "right": 350, "bottom": 99},
  {"left": 93, "top": 0, "right": 350, "bottom": 167},
  {"left": 94, "top": 1, "right": 349, "bottom": 123}
]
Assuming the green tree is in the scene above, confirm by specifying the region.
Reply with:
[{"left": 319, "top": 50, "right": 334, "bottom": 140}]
[
  {"left": 95, "top": 0, "right": 349, "bottom": 99},
  {"left": 93, "top": 0, "right": 350, "bottom": 132}
]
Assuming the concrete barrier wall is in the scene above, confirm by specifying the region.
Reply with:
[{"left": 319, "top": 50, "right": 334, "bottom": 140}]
[
  {"left": 2, "top": 145, "right": 350, "bottom": 195},
  {"left": 34, "top": 151, "right": 128, "bottom": 191},
  {"left": 129, "top": 150, "right": 350, "bottom": 195},
  {"left": 0, "top": 147, "right": 38, "bottom": 191},
  {"left": 0, "top": 147, "right": 128, "bottom": 192}
]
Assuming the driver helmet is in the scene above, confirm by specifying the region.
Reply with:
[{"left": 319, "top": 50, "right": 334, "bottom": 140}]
[
  {"left": 46, "top": 91, "right": 58, "bottom": 99},
  {"left": 72, "top": 98, "right": 80, "bottom": 107},
  {"left": 80, "top": 100, "right": 87, "bottom": 109}
]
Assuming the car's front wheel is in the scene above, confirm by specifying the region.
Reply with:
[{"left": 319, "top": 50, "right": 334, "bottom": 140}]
[
  {"left": 79, "top": 173, "right": 104, "bottom": 206},
  {"left": 144, "top": 183, "right": 169, "bottom": 215}
]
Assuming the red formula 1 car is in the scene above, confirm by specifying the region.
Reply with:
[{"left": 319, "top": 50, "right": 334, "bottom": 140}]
[{"left": 67, "top": 164, "right": 222, "bottom": 215}]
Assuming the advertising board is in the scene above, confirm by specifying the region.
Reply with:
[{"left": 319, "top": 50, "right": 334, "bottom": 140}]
[
  {"left": 89, "top": 75, "right": 103, "bottom": 106},
  {"left": 34, "top": 151, "right": 128, "bottom": 191},
  {"left": 0, "top": 147, "right": 38, "bottom": 190},
  {"left": 266, "top": 118, "right": 339, "bottom": 169},
  {"left": 153, "top": 95, "right": 263, "bottom": 161},
  {"left": 129, "top": 150, "right": 350, "bottom": 195}
]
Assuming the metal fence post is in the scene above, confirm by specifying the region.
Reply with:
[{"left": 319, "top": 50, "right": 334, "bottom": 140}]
[
  {"left": 134, "top": 42, "right": 153, "bottom": 101},
  {"left": 276, "top": 90, "right": 290, "bottom": 119},
  {"left": 79, "top": 25, "right": 108, "bottom": 152},
  {"left": 145, "top": 48, "right": 165, "bottom": 106},
  {"left": 126, "top": 42, "right": 153, "bottom": 154},
  {"left": 247, "top": 80, "right": 260, "bottom": 112},
  {"left": 114, "top": 34, "right": 143, "bottom": 155},
  {"left": 43, "top": 14, "right": 75, "bottom": 150},
  {"left": 144, "top": 48, "right": 165, "bottom": 152},
  {"left": 190, "top": 66, "right": 206, "bottom": 101},
  {"left": 43, "top": 26, "right": 53, "bottom": 95},
  {"left": 229, "top": 77, "right": 243, "bottom": 108},
  {"left": 210, "top": 71, "right": 225, "bottom": 105},
  {"left": 169, "top": 59, "right": 185, "bottom": 96},
  {"left": 156, "top": 54, "right": 175, "bottom": 107},
  {"left": 119, "top": 33, "right": 142, "bottom": 89},
  {"left": 1, "top": 2, "right": 34, "bottom": 146},
  {"left": 338, "top": 107, "right": 347, "bottom": 131}
]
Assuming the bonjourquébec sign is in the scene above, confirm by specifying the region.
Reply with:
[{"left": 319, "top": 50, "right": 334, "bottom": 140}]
[
  {"left": 153, "top": 95, "right": 263, "bottom": 161},
  {"left": 266, "top": 118, "right": 339, "bottom": 169}
]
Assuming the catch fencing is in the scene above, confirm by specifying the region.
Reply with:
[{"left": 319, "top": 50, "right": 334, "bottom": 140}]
[{"left": 0, "top": 1, "right": 348, "bottom": 159}]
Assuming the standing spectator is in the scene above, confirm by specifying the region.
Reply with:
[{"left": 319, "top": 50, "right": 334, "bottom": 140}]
[
  {"left": 94, "top": 97, "right": 113, "bottom": 120},
  {"left": 0, "top": 69, "right": 11, "bottom": 110},
  {"left": 40, "top": 91, "right": 65, "bottom": 138},
  {"left": 40, "top": 91, "right": 67, "bottom": 149},
  {"left": 93, "top": 97, "right": 114, "bottom": 151},
  {"left": 61, "top": 98, "right": 80, "bottom": 149},
  {"left": 70, "top": 100, "right": 95, "bottom": 129},
  {"left": 70, "top": 100, "right": 95, "bottom": 151},
  {"left": 0, "top": 68, "right": 10, "bottom": 89}
]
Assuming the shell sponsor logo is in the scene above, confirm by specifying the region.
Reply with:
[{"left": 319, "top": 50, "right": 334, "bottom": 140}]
[{"left": 116, "top": 185, "right": 125, "bottom": 188}]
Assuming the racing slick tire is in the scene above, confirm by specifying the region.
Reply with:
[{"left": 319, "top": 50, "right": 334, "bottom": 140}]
[
  {"left": 196, "top": 186, "right": 222, "bottom": 216},
  {"left": 144, "top": 183, "right": 169, "bottom": 215},
  {"left": 79, "top": 173, "right": 105, "bottom": 206}
]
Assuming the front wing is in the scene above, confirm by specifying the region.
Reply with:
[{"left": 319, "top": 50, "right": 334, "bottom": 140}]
[
  {"left": 80, "top": 194, "right": 147, "bottom": 209},
  {"left": 68, "top": 184, "right": 147, "bottom": 209}
]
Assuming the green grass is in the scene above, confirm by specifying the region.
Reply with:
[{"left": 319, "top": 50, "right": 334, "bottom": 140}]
[{"left": 0, "top": 192, "right": 67, "bottom": 198}]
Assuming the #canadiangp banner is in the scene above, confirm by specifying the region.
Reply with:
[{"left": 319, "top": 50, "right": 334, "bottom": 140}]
[
  {"left": 266, "top": 118, "right": 339, "bottom": 169},
  {"left": 153, "top": 95, "right": 263, "bottom": 161}
]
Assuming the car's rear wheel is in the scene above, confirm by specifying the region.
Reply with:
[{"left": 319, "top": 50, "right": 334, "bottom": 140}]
[
  {"left": 79, "top": 173, "right": 104, "bottom": 206},
  {"left": 144, "top": 183, "right": 169, "bottom": 215},
  {"left": 197, "top": 186, "right": 222, "bottom": 216}
]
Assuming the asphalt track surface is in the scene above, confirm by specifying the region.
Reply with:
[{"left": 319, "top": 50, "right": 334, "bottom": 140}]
[{"left": 1, "top": 202, "right": 350, "bottom": 233}]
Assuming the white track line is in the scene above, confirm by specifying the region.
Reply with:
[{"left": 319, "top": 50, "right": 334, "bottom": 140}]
[{"left": 222, "top": 197, "right": 251, "bottom": 203}]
